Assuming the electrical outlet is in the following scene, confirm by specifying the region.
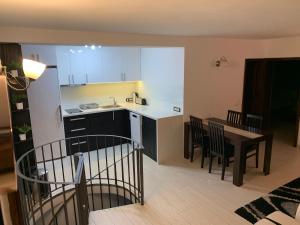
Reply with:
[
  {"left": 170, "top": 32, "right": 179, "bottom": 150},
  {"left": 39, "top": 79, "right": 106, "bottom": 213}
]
[{"left": 173, "top": 106, "right": 181, "bottom": 112}]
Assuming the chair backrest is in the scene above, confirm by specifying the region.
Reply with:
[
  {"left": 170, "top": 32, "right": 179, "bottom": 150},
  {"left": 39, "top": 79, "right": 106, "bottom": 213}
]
[
  {"left": 190, "top": 116, "right": 205, "bottom": 146},
  {"left": 208, "top": 121, "right": 225, "bottom": 157},
  {"left": 246, "top": 114, "right": 263, "bottom": 132},
  {"left": 227, "top": 110, "right": 242, "bottom": 125}
]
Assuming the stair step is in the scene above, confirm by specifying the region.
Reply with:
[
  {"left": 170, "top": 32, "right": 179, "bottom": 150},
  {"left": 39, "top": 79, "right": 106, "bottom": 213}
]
[{"left": 89, "top": 204, "right": 151, "bottom": 225}]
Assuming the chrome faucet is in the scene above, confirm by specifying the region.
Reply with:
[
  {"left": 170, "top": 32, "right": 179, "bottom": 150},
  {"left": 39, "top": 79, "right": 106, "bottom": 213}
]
[{"left": 109, "top": 96, "right": 116, "bottom": 106}]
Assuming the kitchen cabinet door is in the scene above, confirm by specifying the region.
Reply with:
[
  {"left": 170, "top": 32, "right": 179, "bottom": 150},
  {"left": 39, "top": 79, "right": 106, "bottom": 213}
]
[
  {"left": 70, "top": 47, "right": 87, "bottom": 85},
  {"left": 142, "top": 116, "right": 157, "bottom": 161},
  {"left": 84, "top": 48, "right": 102, "bottom": 83},
  {"left": 114, "top": 110, "right": 131, "bottom": 138},
  {"left": 89, "top": 111, "right": 115, "bottom": 148},
  {"left": 56, "top": 46, "right": 71, "bottom": 85},
  {"left": 100, "top": 47, "right": 124, "bottom": 82},
  {"left": 21, "top": 44, "right": 57, "bottom": 65},
  {"left": 122, "top": 47, "right": 141, "bottom": 81}
]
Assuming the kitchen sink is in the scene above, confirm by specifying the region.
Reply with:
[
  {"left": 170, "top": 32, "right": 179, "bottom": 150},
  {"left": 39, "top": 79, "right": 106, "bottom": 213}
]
[{"left": 100, "top": 104, "right": 121, "bottom": 109}]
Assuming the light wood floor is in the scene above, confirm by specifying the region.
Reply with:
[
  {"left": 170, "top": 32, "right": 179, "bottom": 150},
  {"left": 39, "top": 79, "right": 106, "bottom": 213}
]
[{"left": 89, "top": 131, "right": 300, "bottom": 225}]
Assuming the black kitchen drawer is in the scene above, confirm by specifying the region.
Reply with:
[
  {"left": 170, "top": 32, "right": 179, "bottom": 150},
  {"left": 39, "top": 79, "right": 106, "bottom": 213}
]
[
  {"left": 65, "top": 126, "right": 88, "bottom": 138},
  {"left": 64, "top": 115, "right": 89, "bottom": 131},
  {"left": 63, "top": 110, "right": 131, "bottom": 155},
  {"left": 66, "top": 136, "right": 89, "bottom": 155}
]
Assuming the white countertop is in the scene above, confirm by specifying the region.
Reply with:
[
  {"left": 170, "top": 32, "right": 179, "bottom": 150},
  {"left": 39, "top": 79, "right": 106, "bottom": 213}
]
[{"left": 62, "top": 102, "right": 183, "bottom": 120}]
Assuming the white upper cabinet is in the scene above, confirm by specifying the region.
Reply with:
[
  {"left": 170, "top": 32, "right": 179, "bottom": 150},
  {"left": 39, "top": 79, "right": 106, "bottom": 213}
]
[
  {"left": 120, "top": 47, "right": 141, "bottom": 81},
  {"left": 69, "top": 47, "right": 86, "bottom": 85},
  {"left": 56, "top": 46, "right": 71, "bottom": 85},
  {"left": 99, "top": 47, "right": 141, "bottom": 82},
  {"left": 56, "top": 46, "right": 141, "bottom": 85},
  {"left": 99, "top": 47, "right": 124, "bottom": 82},
  {"left": 84, "top": 47, "right": 102, "bottom": 83},
  {"left": 21, "top": 44, "right": 57, "bottom": 65}
]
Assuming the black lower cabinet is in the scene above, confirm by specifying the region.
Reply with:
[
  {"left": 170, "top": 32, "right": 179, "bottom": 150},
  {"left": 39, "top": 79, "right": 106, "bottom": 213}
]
[
  {"left": 142, "top": 116, "right": 157, "bottom": 161},
  {"left": 114, "top": 110, "right": 131, "bottom": 144},
  {"left": 64, "top": 110, "right": 131, "bottom": 155}
]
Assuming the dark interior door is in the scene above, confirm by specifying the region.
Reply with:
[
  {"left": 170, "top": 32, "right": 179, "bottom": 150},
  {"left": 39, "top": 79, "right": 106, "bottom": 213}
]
[{"left": 242, "top": 59, "right": 273, "bottom": 129}]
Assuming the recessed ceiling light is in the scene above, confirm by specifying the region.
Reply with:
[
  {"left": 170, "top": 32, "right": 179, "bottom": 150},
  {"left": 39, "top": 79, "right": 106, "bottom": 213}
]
[
  {"left": 85, "top": 45, "right": 88, "bottom": 48},
  {"left": 69, "top": 49, "right": 75, "bottom": 53},
  {"left": 77, "top": 50, "right": 83, "bottom": 53},
  {"left": 91, "top": 45, "right": 96, "bottom": 50},
  {"left": 98, "top": 45, "right": 102, "bottom": 48}
]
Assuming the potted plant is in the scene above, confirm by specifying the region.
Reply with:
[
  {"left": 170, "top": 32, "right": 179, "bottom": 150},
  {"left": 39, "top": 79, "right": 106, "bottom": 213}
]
[
  {"left": 11, "top": 94, "right": 27, "bottom": 110},
  {"left": 16, "top": 124, "right": 31, "bottom": 141},
  {"left": 7, "top": 61, "right": 22, "bottom": 77}
]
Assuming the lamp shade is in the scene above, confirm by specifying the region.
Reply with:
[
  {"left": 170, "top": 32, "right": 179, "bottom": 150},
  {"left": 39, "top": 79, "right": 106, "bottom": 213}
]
[{"left": 22, "top": 59, "right": 46, "bottom": 80}]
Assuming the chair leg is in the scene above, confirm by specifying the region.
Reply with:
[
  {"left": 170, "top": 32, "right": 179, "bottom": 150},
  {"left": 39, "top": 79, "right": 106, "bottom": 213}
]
[
  {"left": 243, "top": 154, "right": 247, "bottom": 174},
  {"left": 255, "top": 147, "right": 259, "bottom": 168},
  {"left": 209, "top": 153, "right": 213, "bottom": 173},
  {"left": 201, "top": 147, "right": 206, "bottom": 168},
  {"left": 190, "top": 145, "right": 194, "bottom": 162},
  {"left": 221, "top": 158, "right": 226, "bottom": 180}
]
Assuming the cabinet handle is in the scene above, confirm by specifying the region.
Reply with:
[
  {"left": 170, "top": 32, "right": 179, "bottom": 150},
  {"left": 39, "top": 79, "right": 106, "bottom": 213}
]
[
  {"left": 113, "top": 111, "right": 115, "bottom": 120},
  {"left": 70, "top": 128, "right": 86, "bottom": 132},
  {"left": 68, "top": 75, "right": 71, "bottom": 85},
  {"left": 72, "top": 74, "right": 75, "bottom": 84},
  {"left": 72, "top": 141, "right": 87, "bottom": 146},
  {"left": 123, "top": 72, "right": 126, "bottom": 81},
  {"left": 85, "top": 73, "right": 88, "bottom": 83},
  {"left": 70, "top": 117, "right": 86, "bottom": 122}
]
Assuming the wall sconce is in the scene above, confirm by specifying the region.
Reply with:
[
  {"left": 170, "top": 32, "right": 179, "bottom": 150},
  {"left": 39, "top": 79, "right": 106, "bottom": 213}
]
[
  {"left": 0, "top": 59, "right": 46, "bottom": 91},
  {"left": 215, "top": 56, "right": 229, "bottom": 67}
]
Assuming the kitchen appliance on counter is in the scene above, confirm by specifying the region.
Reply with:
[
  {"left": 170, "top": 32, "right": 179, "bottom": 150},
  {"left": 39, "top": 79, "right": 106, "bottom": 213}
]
[
  {"left": 126, "top": 92, "right": 147, "bottom": 105},
  {"left": 135, "top": 97, "right": 147, "bottom": 105}
]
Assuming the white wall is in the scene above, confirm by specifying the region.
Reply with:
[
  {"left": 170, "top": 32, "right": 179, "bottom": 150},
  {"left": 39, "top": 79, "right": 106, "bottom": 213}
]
[
  {"left": 60, "top": 82, "right": 138, "bottom": 109},
  {"left": 139, "top": 47, "right": 184, "bottom": 110},
  {"left": 265, "top": 36, "right": 300, "bottom": 57},
  {"left": 183, "top": 38, "right": 267, "bottom": 120}
]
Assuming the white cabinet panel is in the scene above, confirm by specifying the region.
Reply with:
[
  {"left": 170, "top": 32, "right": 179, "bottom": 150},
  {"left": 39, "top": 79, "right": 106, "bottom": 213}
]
[
  {"left": 70, "top": 48, "right": 86, "bottom": 85},
  {"left": 84, "top": 48, "right": 102, "bottom": 83},
  {"left": 99, "top": 47, "right": 141, "bottom": 82},
  {"left": 21, "top": 44, "right": 66, "bottom": 160},
  {"left": 100, "top": 47, "right": 124, "bottom": 82},
  {"left": 21, "top": 44, "right": 57, "bottom": 65},
  {"left": 122, "top": 47, "right": 141, "bottom": 81},
  {"left": 56, "top": 46, "right": 71, "bottom": 85}
]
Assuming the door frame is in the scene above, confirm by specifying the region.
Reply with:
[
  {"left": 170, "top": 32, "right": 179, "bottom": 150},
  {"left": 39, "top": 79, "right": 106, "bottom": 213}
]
[{"left": 242, "top": 57, "right": 300, "bottom": 147}]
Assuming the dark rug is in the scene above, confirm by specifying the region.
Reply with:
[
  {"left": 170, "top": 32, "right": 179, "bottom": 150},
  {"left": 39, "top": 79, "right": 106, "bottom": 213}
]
[{"left": 235, "top": 177, "right": 300, "bottom": 224}]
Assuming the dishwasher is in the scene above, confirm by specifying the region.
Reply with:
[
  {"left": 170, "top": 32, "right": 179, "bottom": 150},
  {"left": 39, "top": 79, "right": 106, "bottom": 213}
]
[{"left": 130, "top": 112, "right": 142, "bottom": 145}]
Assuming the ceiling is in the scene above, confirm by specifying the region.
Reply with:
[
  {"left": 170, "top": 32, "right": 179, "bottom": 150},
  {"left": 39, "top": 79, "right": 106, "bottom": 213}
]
[{"left": 1, "top": 0, "right": 300, "bottom": 38}]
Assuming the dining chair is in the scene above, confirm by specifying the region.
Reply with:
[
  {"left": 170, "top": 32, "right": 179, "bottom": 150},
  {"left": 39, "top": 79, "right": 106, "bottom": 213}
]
[
  {"left": 244, "top": 114, "right": 263, "bottom": 171},
  {"left": 190, "top": 116, "right": 209, "bottom": 168},
  {"left": 208, "top": 121, "right": 234, "bottom": 180},
  {"left": 227, "top": 110, "right": 242, "bottom": 126}
]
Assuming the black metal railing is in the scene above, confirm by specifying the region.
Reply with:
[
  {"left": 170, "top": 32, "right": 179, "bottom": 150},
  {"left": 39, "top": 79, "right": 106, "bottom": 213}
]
[{"left": 16, "top": 135, "right": 144, "bottom": 225}]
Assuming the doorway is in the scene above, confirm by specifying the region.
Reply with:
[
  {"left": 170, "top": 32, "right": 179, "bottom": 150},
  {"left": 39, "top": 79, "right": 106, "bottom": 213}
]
[{"left": 242, "top": 58, "right": 300, "bottom": 147}]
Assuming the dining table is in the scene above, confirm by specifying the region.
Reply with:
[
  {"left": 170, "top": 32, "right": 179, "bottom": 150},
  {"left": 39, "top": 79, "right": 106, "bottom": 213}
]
[{"left": 184, "top": 118, "right": 274, "bottom": 186}]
